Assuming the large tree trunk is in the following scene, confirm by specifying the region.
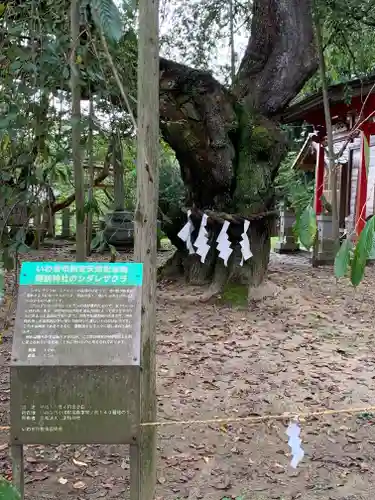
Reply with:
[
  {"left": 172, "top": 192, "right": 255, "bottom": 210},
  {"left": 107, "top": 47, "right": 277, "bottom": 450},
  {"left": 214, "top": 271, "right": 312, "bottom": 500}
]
[
  {"left": 160, "top": 4, "right": 316, "bottom": 296},
  {"left": 160, "top": 0, "right": 317, "bottom": 295},
  {"left": 158, "top": 0, "right": 317, "bottom": 299}
]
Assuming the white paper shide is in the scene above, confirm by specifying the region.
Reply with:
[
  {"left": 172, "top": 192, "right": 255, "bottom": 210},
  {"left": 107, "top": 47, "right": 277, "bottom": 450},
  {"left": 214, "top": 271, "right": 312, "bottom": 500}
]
[
  {"left": 286, "top": 422, "right": 304, "bottom": 468},
  {"left": 216, "top": 221, "right": 232, "bottom": 266},
  {"left": 177, "top": 210, "right": 195, "bottom": 254},
  {"left": 240, "top": 220, "right": 253, "bottom": 266},
  {"left": 194, "top": 214, "right": 211, "bottom": 263}
]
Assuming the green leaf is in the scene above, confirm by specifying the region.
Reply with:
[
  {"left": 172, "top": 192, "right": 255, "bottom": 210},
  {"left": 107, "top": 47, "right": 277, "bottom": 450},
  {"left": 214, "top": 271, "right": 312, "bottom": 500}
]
[
  {"left": 2, "top": 248, "right": 15, "bottom": 271},
  {"left": 297, "top": 205, "right": 317, "bottom": 250},
  {"left": 90, "top": 230, "right": 105, "bottom": 250},
  {"left": 15, "top": 227, "right": 26, "bottom": 243},
  {"left": 334, "top": 238, "right": 352, "bottom": 278},
  {"left": 84, "top": 197, "right": 101, "bottom": 216},
  {"left": 350, "top": 216, "right": 375, "bottom": 286},
  {"left": 90, "top": 0, "right": 123, "bottom": 42},
  {"left": 16, "top": 243, "right": 30, "bottom": 253},
  {"left": 0, "top": 476, "right": 21, "bottom": 500},
  {"left": 351, "top": 251, "right": 366, "bottom": 287},
  {"left": 109, "top": 243, "right": 117, "bottom": 257},
  {"left": 62, "top": 65, "right": 70, "bottom": 80}
]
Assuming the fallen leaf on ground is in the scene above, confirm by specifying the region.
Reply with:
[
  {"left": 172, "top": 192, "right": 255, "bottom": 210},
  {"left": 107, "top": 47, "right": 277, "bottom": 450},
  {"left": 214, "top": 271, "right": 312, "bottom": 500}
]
[
  {"left": 102, "top": 483, "right": 114, "bottom": 489},
  {"left": 25, "top": 474, "right": 49, "bottom": 483},
  {"left": 72, "top": 458, "right": 88, "bottom": 467},
  {"left": 73, "top": 481, "right": 87, "bottom": 490},
  {"left": 212, "top": 478, "right": 231, "bottom": 490},
  {"left": 58, "top": 477, "right": 68, "bottom": 485},
  {"left": 35, "top": 464, "right": 48, "bottom": 473}
]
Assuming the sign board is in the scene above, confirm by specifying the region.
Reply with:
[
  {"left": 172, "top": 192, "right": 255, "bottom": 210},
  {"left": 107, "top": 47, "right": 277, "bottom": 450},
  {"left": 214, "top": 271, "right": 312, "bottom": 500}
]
[{"left": 11, "top": 262, "right": 142, "bottom": 445}]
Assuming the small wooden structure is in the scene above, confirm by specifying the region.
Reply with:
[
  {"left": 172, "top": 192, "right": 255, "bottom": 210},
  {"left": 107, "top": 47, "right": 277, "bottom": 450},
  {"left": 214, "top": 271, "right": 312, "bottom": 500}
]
[{"left": 280, "top": 75, "right": 375, "bottom": 238}]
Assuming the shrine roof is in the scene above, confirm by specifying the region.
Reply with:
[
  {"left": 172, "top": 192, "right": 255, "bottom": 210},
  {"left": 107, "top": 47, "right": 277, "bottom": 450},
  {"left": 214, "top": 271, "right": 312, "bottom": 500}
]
[{"left": 278, "top": 74, "right": 375, "bottom": 125}]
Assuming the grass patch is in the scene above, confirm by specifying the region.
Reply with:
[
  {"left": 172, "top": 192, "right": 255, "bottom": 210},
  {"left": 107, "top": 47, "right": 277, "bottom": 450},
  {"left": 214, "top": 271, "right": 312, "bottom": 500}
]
[
  {"left": 219, "top": 283, "right": 248, "bottom": 308},
  {"left": 270, "top": 236, "right": 278, "bottom": 250},
  {"left": 160, "top": 237, "right": 173, "bottom": 251}
]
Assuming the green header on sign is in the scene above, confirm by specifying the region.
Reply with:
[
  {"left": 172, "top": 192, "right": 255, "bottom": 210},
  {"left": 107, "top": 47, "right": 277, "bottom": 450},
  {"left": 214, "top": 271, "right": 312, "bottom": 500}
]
[{"left": 19, "top": 262, "right": 143, "bottom": 287}]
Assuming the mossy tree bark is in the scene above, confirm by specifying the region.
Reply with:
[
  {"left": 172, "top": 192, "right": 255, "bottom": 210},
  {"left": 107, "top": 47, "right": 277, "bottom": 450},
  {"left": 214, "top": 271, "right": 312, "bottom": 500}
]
[{"left": 158, "top": 0, "right": 318, "bottom": 298}]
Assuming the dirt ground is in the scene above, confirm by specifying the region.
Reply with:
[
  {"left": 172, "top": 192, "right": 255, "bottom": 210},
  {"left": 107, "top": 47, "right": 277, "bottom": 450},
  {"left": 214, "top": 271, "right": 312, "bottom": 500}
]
[{"left": 1, "top": 244, "right": 375, "bottom": 499}]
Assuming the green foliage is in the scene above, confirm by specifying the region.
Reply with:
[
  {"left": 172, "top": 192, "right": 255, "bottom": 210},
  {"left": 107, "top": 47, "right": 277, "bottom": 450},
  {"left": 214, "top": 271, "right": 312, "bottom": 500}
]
[
  {"left": 0, "top": 476, "right": 21, "bottom": 500},
  {"left": 275, "top": 152, "right": 314, "bottom": 215},
  {"left": 90, "top": 229, "right": 118, "bottom": 260},
  {"left": 90, "top": 229, "right": 107, "bottom": 252},
  {"left": 300, "top": 0, "right": 375, "bottom": 97},
  {"left": 90, "top": 0, "right": 123, "bottom": 42},
  {"left": 84, "top": 197, "right": 102, "bottom": 217},
  {"left": 0, "top": 0, "right": 139, "bottom": 269},
  {"left": 350, "top": 216, "right": 375, "bottom": 286},
  {"left": 233, "top": 108, "right": 281, "bottom": 215},
  {"left": 159, "top": 143, "right": 186, "bottom": 217},
  {"left": 296, "top": 205, "right": 317, "bottom": 250},
  {"left": 334, "top": 216, "right": 375, "bottom": 286},
  {"left": 120, "top": 139, "right": 185, "bottom": 220},
  {"left": 334, "top": 237, "right": 352, "bottom": 278},
  {"left": 1, "top": 220, "right": 31, "bottom": 272}
]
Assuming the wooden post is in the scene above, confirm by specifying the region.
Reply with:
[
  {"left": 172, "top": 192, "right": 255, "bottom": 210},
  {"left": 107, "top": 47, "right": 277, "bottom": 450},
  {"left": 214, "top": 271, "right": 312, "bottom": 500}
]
[
  {"left": 62, "top": 208, "right": 71, "bottom": 238},
  {"left": 355, "top": 124, "right": 370, "bottom": 235},
  {"left": 314, "top": 142, "right": 325, "bottom": 215},
  {"left": 86, "top": 97, "right": 95, "bottom": 254},
  {"left": 113, "top": 136, "right": 125, "bottom": 211},
  {"left": 33, "top": 204, "right": 42, "bottom": 249},
  {"left": 70, "top": 0, "right": 86, "bottom": 260},
  {"left": 130, "top": 0, "right": 159, "bottom": 497},
  {"left": 11, "top": 444, "right": 24, "bottom": 499}
]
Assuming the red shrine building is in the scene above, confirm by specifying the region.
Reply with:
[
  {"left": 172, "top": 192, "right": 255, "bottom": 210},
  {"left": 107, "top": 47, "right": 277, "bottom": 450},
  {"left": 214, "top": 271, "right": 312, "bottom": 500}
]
[{"left": 278, "top": 75, "right": 375, "bottom": 262}]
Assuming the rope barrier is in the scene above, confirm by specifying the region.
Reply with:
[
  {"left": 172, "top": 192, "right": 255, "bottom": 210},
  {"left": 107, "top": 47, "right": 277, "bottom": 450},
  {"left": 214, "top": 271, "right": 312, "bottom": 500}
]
[
  {"left": 0, "top": 404, "right": 374, "bottom": 433},
  {"left": 139, "top": 405, "right": 375, "bottom": 427}
]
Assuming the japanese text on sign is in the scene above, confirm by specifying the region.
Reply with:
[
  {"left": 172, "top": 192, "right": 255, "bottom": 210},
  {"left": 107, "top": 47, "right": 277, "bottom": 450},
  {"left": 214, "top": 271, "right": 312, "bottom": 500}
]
[{"left": 19, "top": 262, "right": 143, "bottom": 287}]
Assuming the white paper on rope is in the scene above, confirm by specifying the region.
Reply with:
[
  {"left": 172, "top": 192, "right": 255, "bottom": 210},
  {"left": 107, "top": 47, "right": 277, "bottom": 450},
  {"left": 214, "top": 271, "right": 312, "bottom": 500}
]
[
  {"left": 240, "top": 219, "right": 253, "bottom": 266},
  {"left": 177, "top": 209, "right": 195, "bottom": 254},
  {"left": 194, "top": 213, "right": 210, "bottom": 263},
  {"left": 286, "top": 422, "right": 304, "bottom": 468},
  {"left": 216, "top": 220, "right": 232, "bottom": 266}
]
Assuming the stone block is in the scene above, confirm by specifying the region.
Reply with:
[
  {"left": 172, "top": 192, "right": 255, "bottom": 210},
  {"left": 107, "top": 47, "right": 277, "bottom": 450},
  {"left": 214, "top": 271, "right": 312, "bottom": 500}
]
[
  {"left": 103, "top": 210, "right": 161, "bottom": 248},
  {"left": 274, "top": 207, "right": 299, "bottom": 254},
  {"left": 312, "top": 214, "right": 337, "bottom": 266}
]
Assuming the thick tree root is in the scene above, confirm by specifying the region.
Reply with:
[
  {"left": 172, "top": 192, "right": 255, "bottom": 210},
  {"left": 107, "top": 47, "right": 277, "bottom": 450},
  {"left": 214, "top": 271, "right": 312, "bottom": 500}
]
[
  {"left": 199, "top": 282, "right": 224, "bottom": 303},
  {"left": 248, "top": 281, "right": 281, "bottom": 303},
  {"left": 158, "top": 222, "right": 273, "bottom": 306},
  {"left": 198, "top": 258, "right": 229, "bottom": 302},
  {"left": 157, "top": 250, "right": 184, "bottom": 280}
]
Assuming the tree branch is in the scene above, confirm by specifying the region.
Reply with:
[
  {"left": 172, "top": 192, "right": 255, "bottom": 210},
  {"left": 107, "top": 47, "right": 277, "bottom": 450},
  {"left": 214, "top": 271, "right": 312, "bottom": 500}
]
[
  {"left": 235, "top": 0, "right": 318, "bottom": 115},
  {"left": 52, "top": 145, "right": 112, "bottom": 213}
]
